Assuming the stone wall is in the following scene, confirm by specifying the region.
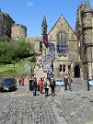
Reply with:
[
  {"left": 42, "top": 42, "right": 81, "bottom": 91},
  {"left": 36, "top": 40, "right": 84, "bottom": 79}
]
[
  {"left": 26, "top": 37, "right": 42, "bottom": 54},
  {"left": 0, "top": 12, "right": 14, "bottom": 40},
  {"left": 48, "top": 16, "right": 80, "bottom": 78},
  {"left": 11, "top": 24, "right": 27, "bottom": 40}
]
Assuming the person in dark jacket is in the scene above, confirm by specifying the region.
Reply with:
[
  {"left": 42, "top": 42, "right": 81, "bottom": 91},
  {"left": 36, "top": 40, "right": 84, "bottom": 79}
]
[
  {"left": 64, "top": 76, "right": 68, "bottom": 90},
  {"left": 68, "top": 75, "right": 73, "bottom": 91},
  {"left": 50, "top": 78, "right": 56, "bottom": 96},
  {"left": 32, "top": 77, "right": 37, "bottom": 96},
  {"left": 44, "top": 78, "right": 50, "bottom": 97}
]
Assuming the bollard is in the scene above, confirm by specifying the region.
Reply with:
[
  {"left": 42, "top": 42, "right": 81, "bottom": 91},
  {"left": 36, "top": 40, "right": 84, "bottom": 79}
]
[
  {"left": 87, "top": 80, "right": 90, "bottom": 91},
  {"left": 29, "top": 79, "right": 33, "bottom": 91}
]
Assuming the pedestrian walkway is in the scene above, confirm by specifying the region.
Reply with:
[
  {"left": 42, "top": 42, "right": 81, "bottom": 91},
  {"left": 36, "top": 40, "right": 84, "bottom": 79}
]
[{"left": 0, "top": 78, "right": 93, "bottom": 124}]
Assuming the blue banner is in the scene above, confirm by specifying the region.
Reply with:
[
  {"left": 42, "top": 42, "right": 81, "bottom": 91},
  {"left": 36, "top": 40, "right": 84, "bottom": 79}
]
[{"left": 57, "top": 45, "right": 68, "bottom": 53}]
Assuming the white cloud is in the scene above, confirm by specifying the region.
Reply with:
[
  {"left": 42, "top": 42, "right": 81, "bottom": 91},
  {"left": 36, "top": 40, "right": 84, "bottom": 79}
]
[{"left": 27, "top": 1, "right": 33, "bottom": 7}]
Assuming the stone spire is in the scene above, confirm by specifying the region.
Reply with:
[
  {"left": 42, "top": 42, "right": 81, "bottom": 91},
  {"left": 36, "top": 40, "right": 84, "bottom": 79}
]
[
  {"left": 41, "top": 16, "right": 47, "bottom": 35},
  {"left": 81, "top": 0, "right": 85, "bottom": 11},
  {"left": 42, "top": 16, "right": 47, "bottom": 27},
  {"left": 84, "top": 0, "right": 91, "bottom": 12},
  {"left": 41, "top": 16, "right": 48, "bottom": 48},
  {"left": 81, "top": 0, "right": 84, "bottom": 6}
]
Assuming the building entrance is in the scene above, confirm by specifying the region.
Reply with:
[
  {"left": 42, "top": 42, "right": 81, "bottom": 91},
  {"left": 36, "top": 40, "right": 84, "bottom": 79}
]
[{"left": 74, "top": 65, "right": 80, "bottom": 77}]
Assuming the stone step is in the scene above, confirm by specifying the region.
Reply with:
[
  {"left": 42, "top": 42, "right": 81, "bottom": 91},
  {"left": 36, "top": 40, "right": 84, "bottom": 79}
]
[
  {"left": 34, "top": 67, "right": 47, "bottom": 80},
  {"left": 72, "top": 78, "right": 85, "bottom": 84}
]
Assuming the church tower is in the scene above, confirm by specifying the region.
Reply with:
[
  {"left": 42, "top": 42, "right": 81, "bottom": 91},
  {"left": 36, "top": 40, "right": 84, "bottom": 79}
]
[
  {"left": 76, "top": 0, "right": 93, "bottom": 79},
  {"left": 41, "top": 16, "right": 48, "bottom": 48},
  {"left": 41, "top": 16, "right": 48, "bottom": 57}
]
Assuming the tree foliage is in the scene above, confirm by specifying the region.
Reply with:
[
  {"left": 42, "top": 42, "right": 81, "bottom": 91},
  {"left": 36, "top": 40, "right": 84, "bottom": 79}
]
[{"left": 0, "top": 40, "right": 35, "bottom": 64}]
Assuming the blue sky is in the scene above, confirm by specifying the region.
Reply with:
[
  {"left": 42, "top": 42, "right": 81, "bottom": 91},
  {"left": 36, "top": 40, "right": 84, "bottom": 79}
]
[{"left": 0, "top": 0, "right": 93, "bottom": 36}]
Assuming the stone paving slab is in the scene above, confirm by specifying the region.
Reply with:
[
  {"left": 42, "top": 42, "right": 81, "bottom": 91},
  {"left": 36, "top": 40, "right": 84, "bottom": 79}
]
[
  {"left": 0, "top": 92, "right": 68, "bottom": 124},
  {"left": 0, "top": 80, "right": 93, "bottom": 124},
  {"left": 86, "top": 122, "right": 93, "bottom": 124}
]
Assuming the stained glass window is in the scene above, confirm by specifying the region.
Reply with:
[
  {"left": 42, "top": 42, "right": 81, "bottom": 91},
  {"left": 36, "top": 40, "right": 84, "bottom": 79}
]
[{"left": 57, "top": 32, "right": 68, "bottom": 53}]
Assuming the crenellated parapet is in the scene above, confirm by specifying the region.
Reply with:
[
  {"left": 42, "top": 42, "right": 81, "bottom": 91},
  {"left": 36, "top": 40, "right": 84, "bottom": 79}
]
[
  {"left": 0, "top": 11, "right": 15, "bottom": 40},
  {"left": 0, "top": 9, "right": 27, "bottom": 41},
  {"left": 11, "top": 24, "right": 27, "bottom": 40}
]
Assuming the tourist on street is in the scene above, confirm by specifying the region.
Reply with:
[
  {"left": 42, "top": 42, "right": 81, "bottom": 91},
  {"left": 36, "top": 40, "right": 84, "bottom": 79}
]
[
  {"left": 38, "top": 78, "right": 44, "bottom": 94},
  {"left": 19, "top": 76, "right": 21, "bottom": 86},
  {"left": 64, "top": 76, "right": 68, "bottom": 90},
  {"left": 50, "top": 78, "right": 56, "bottom": 96},
  {"left": 22, "top": 77, "right": 25, "bottom": 86},
  {"left": 44, "top": 78, "right": 50, "bottom": 97},
  {"left": 68, "top": 75, "right": 73, "bottom": 91},
  {"left": 32, "top": 77, "right": 37, "bottom": 96}
]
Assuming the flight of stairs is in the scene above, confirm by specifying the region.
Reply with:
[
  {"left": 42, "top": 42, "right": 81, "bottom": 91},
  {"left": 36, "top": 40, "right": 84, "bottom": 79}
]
[
  {"left": 72, "top": 78, "right": 85, "bottom": 84},
  {"left": 34, "top": 65, "right": 47, "bottom": 80},
  {"left": 34, "top": 42, "right": 55, "bottom": 80}
]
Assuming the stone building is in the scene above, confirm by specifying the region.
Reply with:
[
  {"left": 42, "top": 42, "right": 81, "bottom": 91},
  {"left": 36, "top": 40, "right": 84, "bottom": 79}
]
[
  {"left": 26, "top": 37, "right": 42, "bottom": 54},
  {"left": 0, "top": 10, "right": 15, "bottom": 40},
  {"left": 0, "top": 10, "right": 27, "bottom": 40},
  {"left": 34, "top": 0, "right": 93, "bottom": 80},
  {"left": 76, "top": 0, "right": 93, "bottom": 80},
  {"left": 11, "top": 24, "right": 27, "bottom": 40},
  {"left": 41, "top": 16, "right": 82, "bottom": 79}
]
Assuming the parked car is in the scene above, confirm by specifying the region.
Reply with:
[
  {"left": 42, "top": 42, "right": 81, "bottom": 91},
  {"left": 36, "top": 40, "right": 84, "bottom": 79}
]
[{"left": 0, "top": 78, "right": 17, "bottom": 92}]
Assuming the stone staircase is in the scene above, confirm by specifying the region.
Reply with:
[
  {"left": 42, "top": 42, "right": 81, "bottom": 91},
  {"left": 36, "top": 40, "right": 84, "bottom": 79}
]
[
  {"left": 34, "top": 65, "right": 47, "bottom": 80},
  {"left": 72, "top": 78, "right": 85, "bottom": 84},
  {"left": 34, "top": 42, "right": 55, "bottom": 80},
  {"left": 43, "top": 42, "right": 55, "bottom": 72}
]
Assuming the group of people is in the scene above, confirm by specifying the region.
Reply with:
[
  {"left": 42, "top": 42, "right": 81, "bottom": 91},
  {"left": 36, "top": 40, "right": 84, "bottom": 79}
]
[
  {"left": 64, "top": 75, "right": 73, "bottom": 91},
  {"left": 19, "top": 77, "right": 25, "bottom": 86},
  {"left": 19, "top": 74, "right": 72, "bottom": 94},
  {"left": 32, "top": 76, "right": 56, "bottom": 97}
]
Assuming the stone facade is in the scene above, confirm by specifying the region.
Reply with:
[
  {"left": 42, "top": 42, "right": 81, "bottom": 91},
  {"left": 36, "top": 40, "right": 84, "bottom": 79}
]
[
  {"left": 34, "top": 0, "right": 93, "bottom": 80},
  {"left": 0, "top": 10, "right": 27, "bottom": 41},
  {"left": 76, "top": 0, "right": 93, "bottom": 79},
  {"left": 47, "top": 16, "right": 83, "bottom": 79},
  {"left": 26, "top": 37, "right": 42, "bottom": 54},
  {"left": 0, "top": 11, "right": 15, "bottom": 40},
  {"left": 11, "top": 24, "right": 27, "bottom": 40}
]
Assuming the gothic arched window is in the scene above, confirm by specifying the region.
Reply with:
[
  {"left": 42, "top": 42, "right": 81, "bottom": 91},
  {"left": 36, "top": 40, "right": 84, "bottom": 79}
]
[{"left": 57, "top": 32, "right": 68, "bottom": 53}]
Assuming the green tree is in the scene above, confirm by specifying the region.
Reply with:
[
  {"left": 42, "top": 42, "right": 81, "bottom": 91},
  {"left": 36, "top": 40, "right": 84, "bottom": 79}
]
[{"left": 0, "top": 40, "right": 35, "bottom": 64}]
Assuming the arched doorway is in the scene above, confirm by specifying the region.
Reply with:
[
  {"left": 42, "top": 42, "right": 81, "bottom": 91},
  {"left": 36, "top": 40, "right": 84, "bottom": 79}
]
[
  {"left": 74, "top": 65, "right": 80, "bottom": 77},
  {"left": 51, "top": 64, "right": 54, "bottom": 72}
]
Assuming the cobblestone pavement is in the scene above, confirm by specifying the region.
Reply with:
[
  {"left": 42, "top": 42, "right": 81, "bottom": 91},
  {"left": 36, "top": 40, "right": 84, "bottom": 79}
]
[{"left": 0, "top": 79, "right": 93, "bottom": 124}]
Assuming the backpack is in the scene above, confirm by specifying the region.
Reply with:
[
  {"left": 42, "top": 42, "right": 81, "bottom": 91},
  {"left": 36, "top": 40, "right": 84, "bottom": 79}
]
[
  {"left": 44, "top": 80, "right": 47, "bottom": 87},
  {"left": 32, "top": 79, "right": 37, "bottom": 87},
  {"left": 50, "top": 80, "right": 55, "bottom": 86}
]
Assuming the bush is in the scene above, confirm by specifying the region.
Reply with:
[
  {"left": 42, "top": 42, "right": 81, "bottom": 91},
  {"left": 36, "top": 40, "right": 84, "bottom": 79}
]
[
  {"left": 29, "top": 56, "right": 36, "bottom": 62},
  {"left": 0, "top": 55, "right": 12, "bottom": 64},
  {"left": 0, "top": 40, "right": 35, "bottom": 64},
  {"left": 0, "top": 69, "right": 17, "bottom": 74}
]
